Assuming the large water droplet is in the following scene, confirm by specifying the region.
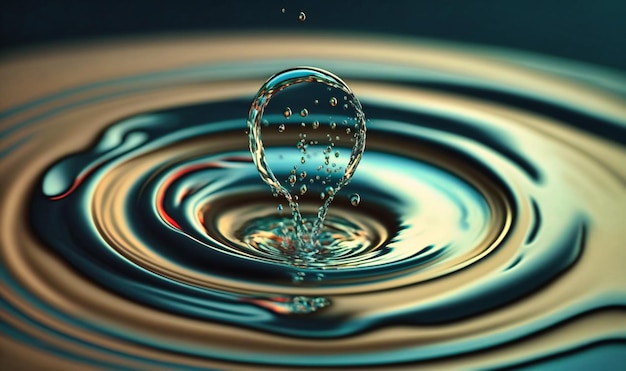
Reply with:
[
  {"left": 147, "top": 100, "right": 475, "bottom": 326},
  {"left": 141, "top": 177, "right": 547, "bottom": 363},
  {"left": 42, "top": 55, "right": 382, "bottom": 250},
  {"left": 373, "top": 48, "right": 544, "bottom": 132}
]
[{"left": 247, "top": 67, "right": 366, "bottom": 262}]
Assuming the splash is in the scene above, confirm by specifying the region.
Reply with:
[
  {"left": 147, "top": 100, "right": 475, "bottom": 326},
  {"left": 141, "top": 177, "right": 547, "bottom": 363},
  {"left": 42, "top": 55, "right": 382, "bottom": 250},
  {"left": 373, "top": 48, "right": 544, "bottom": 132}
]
[{"left": 247, "top": 67, "right": 366, "bottom": 265}]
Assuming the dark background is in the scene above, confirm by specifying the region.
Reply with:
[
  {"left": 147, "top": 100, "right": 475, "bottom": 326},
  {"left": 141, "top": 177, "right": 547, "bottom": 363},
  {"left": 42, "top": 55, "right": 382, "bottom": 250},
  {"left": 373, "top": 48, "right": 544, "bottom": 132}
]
[{"left": 1, "top": 0, "right": 625, "bottom": 70}]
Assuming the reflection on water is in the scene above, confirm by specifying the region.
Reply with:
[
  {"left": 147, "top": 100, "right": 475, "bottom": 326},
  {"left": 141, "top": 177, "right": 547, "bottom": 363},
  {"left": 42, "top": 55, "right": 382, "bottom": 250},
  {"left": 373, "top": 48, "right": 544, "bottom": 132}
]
[{"left": 1, "top": 34, "right": 625, "bottom": 369}]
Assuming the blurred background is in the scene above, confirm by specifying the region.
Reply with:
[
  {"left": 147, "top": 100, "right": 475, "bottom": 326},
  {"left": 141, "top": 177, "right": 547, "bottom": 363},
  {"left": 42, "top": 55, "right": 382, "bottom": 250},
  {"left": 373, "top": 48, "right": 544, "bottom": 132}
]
[{"left": 2, "top": 0, "right": 625, "bottom": 70}]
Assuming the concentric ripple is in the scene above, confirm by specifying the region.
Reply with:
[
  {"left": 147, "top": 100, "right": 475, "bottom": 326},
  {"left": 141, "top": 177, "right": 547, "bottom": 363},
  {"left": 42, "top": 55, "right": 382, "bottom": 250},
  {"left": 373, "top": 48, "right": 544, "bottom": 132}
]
[{"left": 1, "top": 34, "right": 625, "bottom": 369}]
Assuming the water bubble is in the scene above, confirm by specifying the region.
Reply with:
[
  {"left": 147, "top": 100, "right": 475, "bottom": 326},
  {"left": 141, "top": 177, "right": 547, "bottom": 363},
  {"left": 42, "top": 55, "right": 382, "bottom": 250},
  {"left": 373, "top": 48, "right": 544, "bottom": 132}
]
[
  {"left": 298, "top": 11, "right": 306, "bottom": 21},
  {"left": 346, "top": 128, "right": 351, "bottom": 134},
  {"left": 350, "top": 193, "right": 361, "bottom": 207},
  {"left": 330, "top": 122, "right": 337, "bottom": 129},
  {"left": 334, "top": 151, "right": 340, "bottom": 158},
  {"left": 277, "top": 204, "right": 284, "bottom": 212},
  {"left": 314, "top": 99, "right": 319, "bottom": 105},
  {"left": 281, "top": 8, "right": 286, "bottom": 14},
  {"left": 247, "top": 67, "right": 367, "bottom": 261}
]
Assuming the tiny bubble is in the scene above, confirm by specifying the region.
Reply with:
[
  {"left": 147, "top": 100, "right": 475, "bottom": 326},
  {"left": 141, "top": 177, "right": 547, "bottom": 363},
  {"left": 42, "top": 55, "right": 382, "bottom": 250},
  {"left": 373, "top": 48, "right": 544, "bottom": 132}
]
[
  {"left": 283, "top": 107, "right": 292, "bottom": 118},
  {"left": 281, "top": 8, "right": 286, "bottom": 14},
  {"left": 312, "top": 121, "right": 320, "bottom": 129},
  {"left": 334, "top": 151, "right": 340, "bottom": 158},
  {"left": 298, "top": 11, "right": 306, "bottom": 21},
  {"left": 330, "top": 122, "right": 337, "bottom": 129},
  {"left": 329, "top": 97, "right": 338, "bottom": 106},
  {"left": 300, "top": 184, "right": 307, "bottom": 195},
  {"left": 300, "top": 108, "right": 308, "bottom": 117},
  {"left": 314, "top": 99, "right": 319, "bottom": 105},
  {"left": 278, "top": 124, "right": 285, "bottom": 132},
  {"left": 277, "top": 204, "right": 284, "bottom": 212},
  {"left": 346, "top": 128, "right": 351, "bottom": 134},
  {"left": 350, "top": 193, "right": 361, "bottom": 206}
]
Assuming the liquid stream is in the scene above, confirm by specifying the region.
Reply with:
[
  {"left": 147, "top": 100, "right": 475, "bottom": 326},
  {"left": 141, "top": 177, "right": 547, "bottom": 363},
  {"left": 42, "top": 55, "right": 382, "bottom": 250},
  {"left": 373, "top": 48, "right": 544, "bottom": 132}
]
[{"left": 1, "top": 35, "right": 625, "bottom": 369}]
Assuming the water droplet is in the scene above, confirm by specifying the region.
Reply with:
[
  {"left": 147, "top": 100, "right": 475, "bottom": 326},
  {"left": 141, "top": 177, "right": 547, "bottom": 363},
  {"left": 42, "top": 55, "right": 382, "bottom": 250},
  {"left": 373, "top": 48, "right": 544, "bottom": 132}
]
[
  {"left": 350, "top": 193, "right": 361, "bottom": 206},
  {"left": 247, "top": 67, "right": 367, "bottom": 262},
  {"left": 277, "top": 204, "right": 284, "bottom": 212},
  {"left": 262, "top": 119, "right": 269, "bottom": 127},
  {"left": 334, "top": 151, "right": 340, "bottom": 158},
  {"left": 343, "top": 103, "right": 349, "bottom": 110},
  {"left": 346, "top": 127, "right": 351, "bottom": 134},
  {"left": 281, "top": 8, "right": 286, "bottom": 14},
  {"left": 314, "top": 99, "right": 319, "bottom": 105},
  {"left": 298, "top": 11, "right": 306, "bottom": 21},
  {"left": 330, "top": 122, "right": 337, "bottom": 129}
]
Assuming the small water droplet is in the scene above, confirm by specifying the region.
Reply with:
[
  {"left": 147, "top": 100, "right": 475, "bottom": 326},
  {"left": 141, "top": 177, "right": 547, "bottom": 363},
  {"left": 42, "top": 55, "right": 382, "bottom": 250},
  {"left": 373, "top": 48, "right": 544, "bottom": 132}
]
[
  {"left": 320, "top": 192, "right": 326, "bottom": 200},
  {"left": 278, "top": 124, "right": 285, "bottom": 132},
  {"left": 329, "top": 97, "right": 338, "bottom": 106},
  {"left": 281, "top": 8, "right": 286, "bottom": 14},
  {"left": 300, "top": 184, "right": 307, "bottom": 195},
  {"left": 343, "top": 103, "right": 349, "bottom": 110},
  {"left": 298, "top": 11, "right": 306, "bottom": 21},
  {"left": 350, "top": 193, "right": 361, "bottom": 206},
  {"left": 346, "top": 127, "right": 351, "bottom": 134},
  {"left": 283, "top": 107, "right": 292, "bottom": 118},
  {"left": 325, "top": 186, "right": 335, "bottom": 196},
  {"left": 300, "top": 171, "right": 307, "bottom": 179},
  {"left": 312, "top": 121, "right": 320, "bottom": 129},
  {"left": 334, "top": 151, "right": 340, "bottom": 158},
  {"left": 330, "top": 122, "right": 337, "bottom": 129},
  {"left": 288, "top": 174, "right": 297, "bottom": 185},
  {"left": 277, "top": 204, "right": 284, "bottom": 212},
  {"left": 314, "top": 99, "right": 319, "bottom": 105},
  {"left": 300, "top": 108, "right": 308, "bottom": 117}
]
